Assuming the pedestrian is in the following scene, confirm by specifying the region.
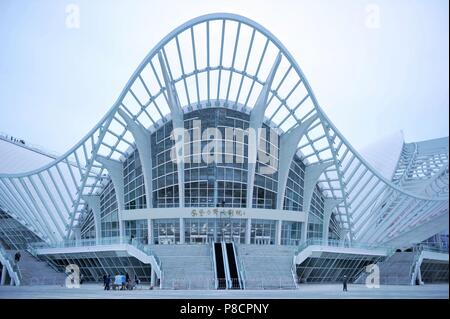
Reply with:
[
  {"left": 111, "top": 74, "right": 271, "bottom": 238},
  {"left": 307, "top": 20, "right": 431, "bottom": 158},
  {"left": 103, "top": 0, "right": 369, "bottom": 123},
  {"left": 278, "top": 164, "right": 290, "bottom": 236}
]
[
  {"left": 134, "top": 274, "right": 140, "bottom": 288},
  {"left": 103, "top": 274, "right": 107, "bottom": 289},
  {"left": 343, "top": 275, "right": 348, "bottom": 292},
  {"left": 121, "top": 274, "right": 126, "bottom": 290},
  {"left": 126, "top": 272, "right": 130, "bottom": 284},
  {"left": 14, "top": 251, "right": 21, "bottom": 263},
  {"left": 105, "top": 274, "right": 111, "bottom": 290}
]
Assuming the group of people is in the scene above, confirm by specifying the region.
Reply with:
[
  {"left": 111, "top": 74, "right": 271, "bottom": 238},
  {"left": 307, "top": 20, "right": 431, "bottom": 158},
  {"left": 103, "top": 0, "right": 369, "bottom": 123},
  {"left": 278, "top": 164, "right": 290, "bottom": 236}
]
[{"left": 103, "top": 272, "right": 140, "bottom": 290}]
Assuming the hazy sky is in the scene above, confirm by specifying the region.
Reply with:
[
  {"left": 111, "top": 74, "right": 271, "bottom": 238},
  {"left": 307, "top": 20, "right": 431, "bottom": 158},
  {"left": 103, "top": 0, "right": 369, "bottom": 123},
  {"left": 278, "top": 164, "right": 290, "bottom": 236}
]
[{"left": 0, "top": 0, "right": 448, "bottom": 155}]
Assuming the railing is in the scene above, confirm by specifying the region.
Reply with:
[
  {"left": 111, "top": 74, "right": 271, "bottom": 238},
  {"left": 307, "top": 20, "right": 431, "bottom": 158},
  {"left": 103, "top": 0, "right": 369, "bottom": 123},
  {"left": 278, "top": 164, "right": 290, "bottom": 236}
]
[
  {"left": 210, "top": 242, "right": 218, "bottom": 289},
  {"left": 243, "top": 276, "right": 298, "bottom": 289},
  {"left": 295, "top": 238, "right": 395, "bottom": 255},
  {"left": 233, "top": 245, "right": 246, "bottom": 290},
  {"left": 415, "top": 244, "right": 449, "bottom": 254},
  {"left": 30, "top": 236, "right": 134, "bottom": 249},
  {"left": 131, "top": 239, "right": 162, "bottom": 269},
  {"left": 221, "top": 242, "right": 232, "bottom": 289},
  {"left": 164, "top": 277, "right": 216, "bottom": 290}
]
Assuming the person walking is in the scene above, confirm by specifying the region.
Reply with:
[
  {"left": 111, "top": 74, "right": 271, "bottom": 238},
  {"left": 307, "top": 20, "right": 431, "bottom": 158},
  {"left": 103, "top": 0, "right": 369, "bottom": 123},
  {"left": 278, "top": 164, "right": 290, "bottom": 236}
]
[
  {"left": 105, "top": 274, "right": 111, "bottom": 290},
  {"left": 103, "top": 274, "right": 107, "bottom": 289},
  {"left": 134, "top": 274, "right": 140, "bottom": 288},
  {"left": 120, "top": 274, "right": 126, "bottom": 290},
  {"left": 14, "top": 251, "right": 21, "bottom": 263},
  {"left": 343, "top": 275, "right": 348, "bottom": 292}
]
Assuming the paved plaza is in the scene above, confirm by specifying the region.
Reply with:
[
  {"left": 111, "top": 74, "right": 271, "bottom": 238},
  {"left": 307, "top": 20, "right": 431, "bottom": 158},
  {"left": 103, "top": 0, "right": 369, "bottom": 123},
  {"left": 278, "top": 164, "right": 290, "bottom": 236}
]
[{"left": 0, "top": 284, "right": 447, "bottom": 299}]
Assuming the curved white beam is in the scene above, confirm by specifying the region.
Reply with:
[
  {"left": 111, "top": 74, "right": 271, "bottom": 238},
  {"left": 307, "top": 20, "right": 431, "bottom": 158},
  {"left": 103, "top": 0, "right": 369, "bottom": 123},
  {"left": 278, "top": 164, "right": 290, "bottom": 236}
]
[
  {"left": 81, "top": 195, "right": 101, "bottom": 243},
  {"left": 246, "top": 53, "right": 282, "bottom": 208},
  {"left": 95, "top": 155, "right": 124, "bottom": 212},
  {"left": 300, "top": 160, "right": 334, "bottom": 242},
  {"left": 158, "top": 52, "right": 185, "bottom": 207},
  {"left": 322, "top": 198, "right": 344, "bottom": 244},
  {"left": 276, "top": 114, "right": 319, "bottom": 209},
  {"left": 117, "top": 109, "right": 153, "bottom": 209}
]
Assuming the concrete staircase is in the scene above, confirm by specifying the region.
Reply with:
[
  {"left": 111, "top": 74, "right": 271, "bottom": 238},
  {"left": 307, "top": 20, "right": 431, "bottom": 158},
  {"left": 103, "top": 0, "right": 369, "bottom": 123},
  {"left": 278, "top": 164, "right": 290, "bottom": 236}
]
[
  {"left": 12, "top": 250, "right": 66, "bottom": 286},
  {"left": 356, "top": 251, "right": 418, "bottom": 285},
  {"left": 237, "top": 245, "right": 297, "bottom": 289},
  {"left": 150, "top": 245, "right": 215, "bottom": 289}
]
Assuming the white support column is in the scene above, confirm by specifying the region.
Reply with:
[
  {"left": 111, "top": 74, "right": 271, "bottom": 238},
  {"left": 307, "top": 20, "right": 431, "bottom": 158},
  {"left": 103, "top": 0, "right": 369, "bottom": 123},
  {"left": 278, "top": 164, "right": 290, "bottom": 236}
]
[
  {"left": 301, "top": 161, "right": 334, "bottom": 242},
  {"left": 147, "top": 219, "right": 152, "bottom": 245},
  {"left": 276, "top": 220, "right": 282, "bottom": 245},
  {"left": 246, "top": 218, "right": 252, "bottom": 244},
  {"left": 276, "top": 114, "right": 319, "bottom": 209},
  {"left": 73, "top": 226, "right": 81, "bottom": 245},
  {"left": 158, "top": 52, "right": 185, "bottom": 207},
  {"left": 179, "top": 218, "right": 185, "bottom": 244},
  {"left": 1, "top": 265, "right": 6, "bottom": 285},
  {"left": 322, "top": 198, "right": 344, "bottom": 245},
  {"left": 82, "top": 195, "right": 102, "bottom": 243},
  {"left": 150, "top": 268, "right": 156, "bottom": 287},
  {"left": 95, "top": 155, "right": 125, "bottom": 237},
  {"left": 117, "top": 109, "right": 153, "bottom": 209},
  {"left": 246, "top": 54, "right": 282, "bottom": 207}
]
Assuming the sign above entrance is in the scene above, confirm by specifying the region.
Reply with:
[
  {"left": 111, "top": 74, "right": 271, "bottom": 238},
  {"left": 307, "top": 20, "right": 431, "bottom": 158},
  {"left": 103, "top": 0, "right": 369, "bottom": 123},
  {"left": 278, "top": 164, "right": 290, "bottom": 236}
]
[{"left": 191, "top": 208, "right": 246, "bottom": 218}]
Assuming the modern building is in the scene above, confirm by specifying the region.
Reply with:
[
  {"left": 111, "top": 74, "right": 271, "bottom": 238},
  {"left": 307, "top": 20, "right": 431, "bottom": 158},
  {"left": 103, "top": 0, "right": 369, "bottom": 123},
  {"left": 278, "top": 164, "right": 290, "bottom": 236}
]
[{"left": 0, "top": 13, "right": 448, "bottom": 289}]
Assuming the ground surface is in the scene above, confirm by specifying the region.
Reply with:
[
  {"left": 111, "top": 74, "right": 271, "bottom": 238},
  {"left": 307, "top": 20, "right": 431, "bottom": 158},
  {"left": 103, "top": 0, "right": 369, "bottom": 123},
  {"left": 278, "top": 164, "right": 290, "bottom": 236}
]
[{"left": 0, "top": 283, "right": 448, "bottom": 299}]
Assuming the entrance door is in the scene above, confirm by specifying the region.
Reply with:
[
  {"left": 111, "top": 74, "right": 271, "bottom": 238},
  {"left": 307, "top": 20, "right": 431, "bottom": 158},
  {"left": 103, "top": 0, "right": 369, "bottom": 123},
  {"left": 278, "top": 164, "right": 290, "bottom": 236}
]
[
  {"left": 255, "top": 236, "right": 271, "bottom": 245},
  {"left": 159, "top": 235, "right": 175, "bottom": 245},
  {"left": 190, "top": 234, "right": 207, "bottom": 244}
]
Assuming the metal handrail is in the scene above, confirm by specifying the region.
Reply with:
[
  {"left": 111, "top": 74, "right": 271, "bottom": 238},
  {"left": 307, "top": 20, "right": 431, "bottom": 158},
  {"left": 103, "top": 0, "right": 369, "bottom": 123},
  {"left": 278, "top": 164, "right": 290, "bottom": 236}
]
[
  {"left": 295, "top": 238, "right": 395, "bottom": 255},
  {"left": 232, "top": 243, "right": 246, "bottom": 289},
  {"left": 415, "top": 244, "right": 449, "bottom": 253},
  {"left": 210, "top": 241, "right": 218, "bottom": 289},
  {"left": 221, "top": 242, "right": 232, "bottom": 289},
  {"left": 29, "top": 236, "right": 132, "bottom": 250}
]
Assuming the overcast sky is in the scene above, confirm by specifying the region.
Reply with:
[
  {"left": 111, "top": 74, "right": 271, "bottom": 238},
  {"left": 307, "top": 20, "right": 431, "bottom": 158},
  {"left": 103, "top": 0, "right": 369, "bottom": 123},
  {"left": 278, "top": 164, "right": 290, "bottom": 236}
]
[{"left": 0, "top": 0, "right": 448, "bottom": 155}]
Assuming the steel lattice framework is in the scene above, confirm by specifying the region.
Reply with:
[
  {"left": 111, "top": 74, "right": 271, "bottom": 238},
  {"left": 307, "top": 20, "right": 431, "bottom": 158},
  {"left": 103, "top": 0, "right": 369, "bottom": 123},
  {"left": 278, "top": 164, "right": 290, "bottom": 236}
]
[{"left": 0, "top": 13, "right": 447, "bottom": 247}]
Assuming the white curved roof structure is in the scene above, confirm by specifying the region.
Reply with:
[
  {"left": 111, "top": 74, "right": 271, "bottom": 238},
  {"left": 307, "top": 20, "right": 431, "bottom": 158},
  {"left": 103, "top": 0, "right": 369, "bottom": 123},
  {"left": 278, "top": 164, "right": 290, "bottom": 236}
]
[{"left": 0, "top": 13, "right": 448, "bottom": 248}]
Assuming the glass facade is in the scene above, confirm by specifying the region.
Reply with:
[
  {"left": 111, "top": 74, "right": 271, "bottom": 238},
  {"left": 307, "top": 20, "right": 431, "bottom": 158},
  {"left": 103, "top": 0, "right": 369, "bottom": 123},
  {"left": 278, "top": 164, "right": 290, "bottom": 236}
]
[
  {"left": 253, "top": 123, "right": 279, "bottom": 209},
  {"left": 283, "top": 157, "right": 305, "bottom": 211},
  {"left": 184, "top": 108, "right": 249, "bottom": 208},
  {"left": 124, "top": 219, "right": 148, "bottom": 244},
  {"left": 80, "top": 208, "right": 96, "bottom": 240},
  {"left": 123, "top": 149, "right": 146, "bottom": 210},
  {"left": 184, "top": 218, "right": 247, "bottom": 244},
  {"left": 46, "top": 251, "right": 152, "bottom": 283},
  {"left": 152, "top": 218, "right": 180, "bottom": 244},
  {"left": 307, "top": 185, "right": 325, "bottom": 240},
  {"left": 0, "top": 209, "right": 43, "bottom": 249},
  {"left": 250, "top": 219, "right": 276, "bottom": 245},
  {"left": 151, "top": 122, "right": 179, "bottom": 208},
  {"left": 100, "top": 180, "right": 119, "bottom": 238},
  {"left": 281, "top": 221, "right": 302, "bottom": 246},
  {"left": 93, "top": 108, "right": 326, "bottom": 244}
]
